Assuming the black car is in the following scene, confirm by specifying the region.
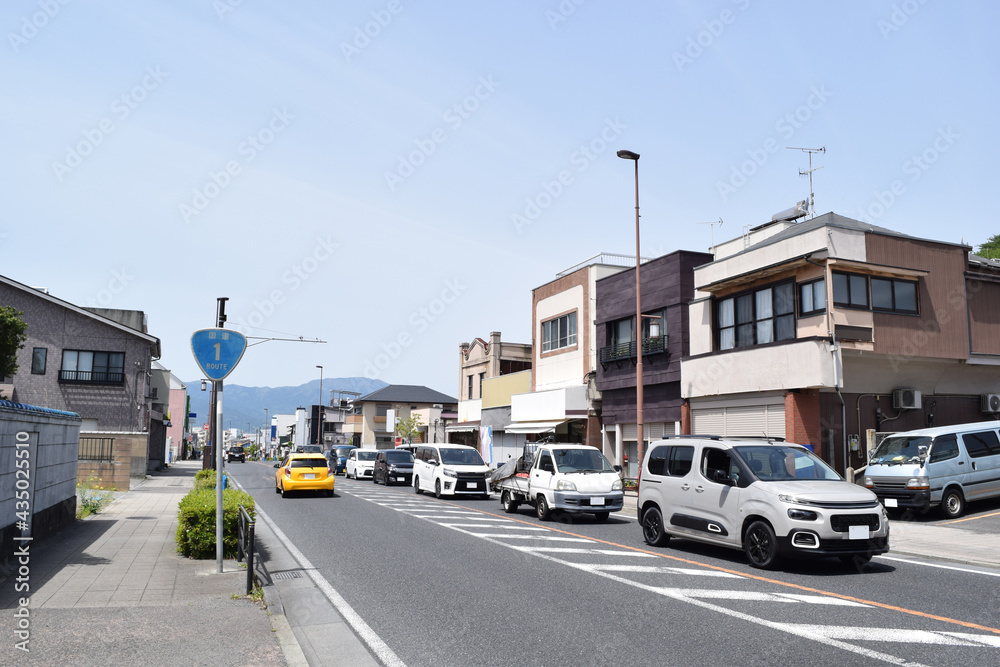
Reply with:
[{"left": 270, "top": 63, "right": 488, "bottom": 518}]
[
  {"left": 373, "top": 449, "right": 415, "bottom": 486},
  {"left": 227, "top": 446, "right": 246, "bottom": 463}
]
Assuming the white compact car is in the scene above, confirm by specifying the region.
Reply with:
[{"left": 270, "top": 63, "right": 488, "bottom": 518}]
[
  {"left": 346, "top": 448, "right": 378, "bottom": 480},
  {"left": 638, "top": 436, "right": 889, "bottom": 569}
]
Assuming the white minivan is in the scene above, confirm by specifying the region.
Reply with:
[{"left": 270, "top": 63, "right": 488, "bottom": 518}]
[
  {"left": 412, "top": 444, "right": 490, "bottom": 499},
  {"left": 864, "top": 420, "right": 1000, "bottom": 518}
]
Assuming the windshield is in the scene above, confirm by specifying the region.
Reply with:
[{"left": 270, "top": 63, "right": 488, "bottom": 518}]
[
  {"left": 356, "top": 450, "right": 378, "bottom": 461},
  {"left": 869, "top": 435, "right": 931, "bottom": 465},
  {"left": 733, "top": 445, "right": 841, "bottom": 481},
  {"left": 385, "top": 451, "right": 414, "bottom": 463},
  {"left": 554, "top": 448, "right": 614, "bottom": 473},
  {"left": 440, "top": 448, "right": 485, "bottom": 466},
  {"left": 336, "top": 447, "right": 356, "bottom": 457}
]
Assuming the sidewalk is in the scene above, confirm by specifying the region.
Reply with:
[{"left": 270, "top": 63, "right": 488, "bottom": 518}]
[{"left": 0, "top": 461, "right": 289, "bottom": 666}]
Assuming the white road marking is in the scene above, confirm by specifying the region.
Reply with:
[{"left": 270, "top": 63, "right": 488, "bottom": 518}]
[
  {"left": 465, "top": 533, "right": 592, "bottom": 542},
  {"left": 513, "top": 546, "right": 658, "bottom": 557},
  {"left": 788, "top": 625, "right": 1000, "bottom": 647},
  {"left": 877, "top": 555, "right": 1000, "bottom": 578},
  {"left": 641, "top": 589, "right": 865, "bottom": 607},
  {"left": 585, "top": 564, "right": 742, "bottom": 578},
  {"left": 438, "top": 524, "right": 547, "bottom": 530}
]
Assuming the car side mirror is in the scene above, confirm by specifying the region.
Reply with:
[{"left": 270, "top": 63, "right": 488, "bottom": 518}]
[
  {"left": 273, "top": 464, "right": 279, "bottom": 468},
  {"left": 712, "top": 469, "right": 733, "bottom": 485},
  {"left": 613, "top": 465, "right": 622, "bottom": 473},
  {"left": 428, "top": 458, "right": 439, "bottom": 466}
]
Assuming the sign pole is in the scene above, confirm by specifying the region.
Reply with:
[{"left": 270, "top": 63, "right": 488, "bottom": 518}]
[{"left": 215, "top": 379, "right": 224, "bottom": 572}]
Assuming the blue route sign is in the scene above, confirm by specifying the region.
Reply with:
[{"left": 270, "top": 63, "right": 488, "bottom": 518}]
[{"left": 190, "top": 329, "right": 247, "bottom": 381}]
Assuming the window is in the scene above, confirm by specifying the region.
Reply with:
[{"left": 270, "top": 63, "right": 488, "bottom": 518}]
[
  {"left": 832, "top": 272, "right": 870, "bottom": 309},
  {"left": 478, "top": 372, "right": 485, "bottom": 398},
  {"left": 647, "top": 446, "right": 667, "bottom": 476},
  {"left": 799, "top": 279, "right": 826, "bottom": 316},
  {"left": 541, "top": 312, "right": 577, "bottom": 352},
  {"left": 60, "top": 350, "right": 125, "bottom": 384},
  {"left": 929, "top": 435, "right": 959, "bottom": 463},
  {"left": 667, "top": 446, "right": 694, "bottom": 476},
  {"left": 716, "top": 282, "right": 795, "bottom": 350},
  {"left": 871, "top": 277, "right": 918, "bottom": 314},
  {"left": 701, "top": 447, "right": 735, "bottom": 484},
  {"left": 31, "top": 348, "right": 47, "bottom": 375},
  {"left": 962, "top": 431, "right": 1000, "bottom": 458},
  {"left": 376, "top": 404, "right": 390, "bottom": 417},
  {"left": 467, "top": 374, "right": 474, "bottom": 400}
]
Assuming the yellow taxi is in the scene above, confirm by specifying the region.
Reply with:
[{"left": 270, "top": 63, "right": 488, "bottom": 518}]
[{"left": 274, "top": 452, "right": 335, "bottom": 497}]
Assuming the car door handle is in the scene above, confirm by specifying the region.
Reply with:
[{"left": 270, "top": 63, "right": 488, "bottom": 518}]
[
  {"left": 680, "top": 483, "right": 690, "bottom": 491},
  {"left": 958, "top": 461, "right": 965, "bottom": 465},
  {"left": 694, "top": 485, "right": 705, "bottom": 493}
]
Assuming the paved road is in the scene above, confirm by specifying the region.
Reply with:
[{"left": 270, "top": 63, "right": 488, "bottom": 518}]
[{"left": 229, "top": 460, "right": 1000, "bottom": 667}]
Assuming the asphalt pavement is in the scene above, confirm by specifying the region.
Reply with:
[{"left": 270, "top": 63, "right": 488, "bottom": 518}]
[{"left": 3, "top": 460, "right": 998, "bottom": 666}]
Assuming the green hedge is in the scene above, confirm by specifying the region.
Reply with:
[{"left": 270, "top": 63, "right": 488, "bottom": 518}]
[{"left": 176, "top": 488, "right": 256, "bottom": 559}]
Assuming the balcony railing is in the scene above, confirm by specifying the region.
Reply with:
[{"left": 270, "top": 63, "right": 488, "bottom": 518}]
[
  {"left": 59, "top": 370, "right": 125, "bottom": 385},
  {"left": 598, "top": 335, "right": 668, "bottom": 364},
  {"left": 79, "top": 437, "right": 114, "bottom": 462}
]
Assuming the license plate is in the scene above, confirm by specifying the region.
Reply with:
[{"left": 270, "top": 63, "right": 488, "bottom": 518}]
[
  {"left": 848, "top": 525, "right": 869, "bottom": 540},
  {"left": 467, "top": 482, "right": 478, "bottom": 489},
  {"left": 304, "top": 473, "right": 316, "bottom": 480},
  {"left": 884, "top": 498, "right": 898, "bottom": 508},
  {"left": 591, "top": 496, "right": 605, "bottom": 506},
  {"left": 394, "top": 477, "right": 403, "bottom": 482}
]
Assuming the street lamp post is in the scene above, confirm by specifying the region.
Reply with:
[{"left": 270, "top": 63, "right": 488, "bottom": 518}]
[
  {"left": 264, "top": 408, "right": 269, "bottom": 459},
  {"left": 617, "top": 148, "right": 645, "bottom": 477},
  {"left": 316, "top": 365, "right": 323, "bottom": 448}
]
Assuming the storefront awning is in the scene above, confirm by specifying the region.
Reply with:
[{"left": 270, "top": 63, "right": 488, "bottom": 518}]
[
  {"left": 445, "top": 423, "right": 479, "bottom": 432},
  {"left": 504, "top": 419, "right": 571, "bottom": 434}
]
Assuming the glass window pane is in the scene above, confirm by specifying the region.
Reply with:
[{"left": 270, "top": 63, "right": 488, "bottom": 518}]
[
  {"left": 850, "top": 275, "right": 868, "bottom": 307},
  {"left": 31, "top": 348, "right": 47, "bottom": 374},
  {"left": 871, "top": 278, "right": 893, "bottom": 310},
  {"left": 719, "top": 328, "right": 735, "bottom": 350},
  {"left": 110, "top": 353, "right": 124, "bottom": 372},
  {"left": 776, "top": 314, "right": 795, "bottom": 341},
  {"left": 756, "top": 319, "right": 774, "bottom": 344},
  {"left": 774, "top": 283, "right": 794, "bottom": 315},
  {"left": 755, "top": 288, "right": 773, "bottom": 319},
  {"left": 895, "top": 281, "right": 917, "bottom": 312},
  {"left": 736, "top": 294, "right": 753, "bottom": 324},
  {"left": 832, "top": 273, "right": 849, "bottom": 304},
  {"left": 567, "top": 313, "right": 577, "bottom": 345},
  {"left": 736, "top": 323, "right": 754, "bottom": 347},
  {"left": 63, "top": 350, "right": 78, "bottom": 371},
  {"left": 813, "top": 281, "right": 826, "bottom": 310},
  {"left": 800, "top": 284, "right": 814, "bottom": 313},
  {"left": 78, "top": 351, "right": 94, "bottom": 372},
  {"left": 718, "top": 299, "right": 734, "bottom": 327}
]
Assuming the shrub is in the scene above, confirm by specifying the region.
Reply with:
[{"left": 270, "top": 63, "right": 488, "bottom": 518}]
[
  {"left": 77, "top": 474, "right": 114, "bottom": 519},
  {"left": 175, "top": 488, "right": 256, "bottom": 559}
]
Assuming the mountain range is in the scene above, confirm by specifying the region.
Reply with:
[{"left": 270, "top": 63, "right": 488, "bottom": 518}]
[{"left": 184, "top": 377, "right": 387, "bottom": 433}]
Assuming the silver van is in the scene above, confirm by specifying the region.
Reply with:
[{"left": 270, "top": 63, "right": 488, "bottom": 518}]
[{"left": 864, "top": 420, "right": 1000, "bottom": 518}]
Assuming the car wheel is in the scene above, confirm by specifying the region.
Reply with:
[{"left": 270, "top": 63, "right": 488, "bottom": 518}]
[
  {"left": 414, "top": 476, "right": 422, "bottom": 494},
  {"left": 743, "top": 520, "right": 780, "bottom": 569},
  {"left": 435, "top": 479, "right": 443, "bottom": 499},
  {"left": 593, "top": 511, "right": 610, "bottom": 522},
  {"left": 940, "top": 487, "right": 965, "bottom": 519},
  {"left": 536, "top": 494, "right": 551, "bottom": 521},
  {"left": 280, "top": 482, "right": 287, "bottom": 498},
  {"left": 502, "top": 491, "right": 519, "bottom": 514},
  {"left": 327, "top": 489, "right": 335, "bottom": 498},
  {"left": 641, "top": 506, "right": 669, "bottom": 547}
]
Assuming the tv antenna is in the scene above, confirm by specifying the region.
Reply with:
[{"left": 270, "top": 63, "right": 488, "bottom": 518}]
[
  {"left": 786, "top": 146, "right": 825, "bottom": 218},
  {"left": 696, "top": 218, "right": 724, "bottom": 251}
]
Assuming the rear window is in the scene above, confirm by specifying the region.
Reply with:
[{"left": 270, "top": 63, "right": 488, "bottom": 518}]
[
  {"left": 385, "top": 450, "right": 414, "bottom": 463},
  {"left": 231, "top": 447, "right": 244, "bottom": 453},
  {"left": 356, "top": 450, "right": 378, "bottom": 461},
  {"left": 336, "top": 447, "right": 356, "bottom": 457},
  {"left": 290, "top": 458, "right": 329, "bottom": 468}
]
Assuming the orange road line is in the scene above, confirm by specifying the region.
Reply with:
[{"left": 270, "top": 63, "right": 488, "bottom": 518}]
[
  {"left": 393, "top": 487, "right": 1000, "bottom": 636},
  {"left": 940, "top": 510, "right": 1000, "bottom": 525}
]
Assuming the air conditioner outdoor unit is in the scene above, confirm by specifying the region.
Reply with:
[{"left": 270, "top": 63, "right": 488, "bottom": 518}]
[
  {"left": 893, "top": 388, "right": 921, "bottom": 410},
  {"left": 981, "top": 394, "right": 1000, "bottom": 413}
]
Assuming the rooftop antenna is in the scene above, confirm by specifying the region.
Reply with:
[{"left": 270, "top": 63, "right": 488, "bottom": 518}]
[
  {"left": 696, "top": 218, "right": 723, "bottom": 252},
  {"left": 786, "top": 146, "right": 825, "bottom": 218}
]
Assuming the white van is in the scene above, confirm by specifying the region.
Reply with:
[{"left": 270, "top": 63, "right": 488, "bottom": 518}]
[
  {"left": 864, "top": 420, "right": 1000, "bottom": 518},
  {"left": 412, "top": 444, "right": 490, "bottom": 499}
]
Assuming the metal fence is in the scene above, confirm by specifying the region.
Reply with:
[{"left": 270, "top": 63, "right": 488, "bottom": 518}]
[
  {"left": 237, "top": 504, "right": 256, "bottom": 596},
  {"left": 79, "top": 437, "right": 114, "bottom": 462}
]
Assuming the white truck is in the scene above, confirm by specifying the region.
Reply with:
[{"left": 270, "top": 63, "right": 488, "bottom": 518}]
[{"left": 489, "top": 443, "right": 624, "bottom": 521}]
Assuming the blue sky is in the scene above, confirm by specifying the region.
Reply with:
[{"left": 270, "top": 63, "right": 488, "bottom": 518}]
[{"left": 2, "top": 1, "right": 996, "bottom": 396}]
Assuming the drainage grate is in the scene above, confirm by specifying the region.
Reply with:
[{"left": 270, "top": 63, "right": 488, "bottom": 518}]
[{"left": 271, "top": 571, "right": 303, "bottom": 580}]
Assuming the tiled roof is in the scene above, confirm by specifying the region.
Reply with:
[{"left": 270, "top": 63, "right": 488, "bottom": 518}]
[{"left": 356, "top": 385, "right": 457, "bottom": 404}]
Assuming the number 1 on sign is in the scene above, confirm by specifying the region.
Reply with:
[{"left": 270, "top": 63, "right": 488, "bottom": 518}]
[{"left": 214, "top": 343, "right": 220, "bottom": 360}]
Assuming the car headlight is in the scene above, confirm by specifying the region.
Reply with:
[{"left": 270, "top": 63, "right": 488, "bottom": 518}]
[
  {"left": 443, "top": 468, "right": 458, "bottom": 478},
  {"left": 612, "top": 479, "right": 623, "bottom": 491},
  {"left": 906, "top": 476, "right": 929, "bottom": 490},
  {"left": 556, "top": 479, "right": 577, "bottom": 492},
  {"left": 864, "top": 476, "right": 874, "bottom": 488},
  {"left": 787, "top": 508, "right": 818, "bottom": 521}
]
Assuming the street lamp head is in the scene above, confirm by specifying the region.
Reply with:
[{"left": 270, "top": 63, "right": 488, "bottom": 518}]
[{"left": 617, "top": 149, "right": 640, "bottom": 161}]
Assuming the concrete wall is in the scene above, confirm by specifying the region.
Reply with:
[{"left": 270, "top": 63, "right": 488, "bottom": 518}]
[
  {"left": 0, "top": 401, "right": 81, "bottom": 567},
  {"left": 78, "top": 431, "right": 149, "bottom": 490}
]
